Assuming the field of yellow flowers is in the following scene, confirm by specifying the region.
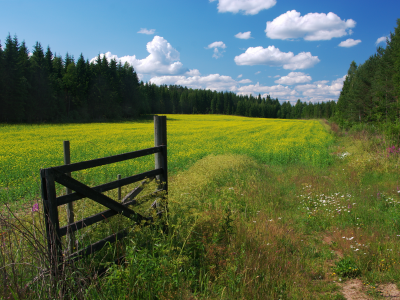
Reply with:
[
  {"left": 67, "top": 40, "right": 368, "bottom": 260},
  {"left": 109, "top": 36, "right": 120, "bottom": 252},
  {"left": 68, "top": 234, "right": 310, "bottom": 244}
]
[{"left": 0, "top": 115, "right": 333, "bottom": 203}]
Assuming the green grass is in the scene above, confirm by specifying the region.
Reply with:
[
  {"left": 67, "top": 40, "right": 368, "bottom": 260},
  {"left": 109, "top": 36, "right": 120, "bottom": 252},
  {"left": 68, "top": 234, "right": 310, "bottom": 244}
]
[{"left": 1, "top": 119, "right": 400, "bottom": 299}]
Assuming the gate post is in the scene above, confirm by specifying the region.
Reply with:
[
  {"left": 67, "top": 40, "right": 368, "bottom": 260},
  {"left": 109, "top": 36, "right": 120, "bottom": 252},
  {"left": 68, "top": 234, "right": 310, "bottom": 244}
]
[
  {"left": 154, "top": 116, "right": 168, "bottom": 192},
  {"left": 63, "top": 141, "right": 75, "bottom": 254},
  {"left": 41, "top": 168, "right": 63, "bottom": 285}
]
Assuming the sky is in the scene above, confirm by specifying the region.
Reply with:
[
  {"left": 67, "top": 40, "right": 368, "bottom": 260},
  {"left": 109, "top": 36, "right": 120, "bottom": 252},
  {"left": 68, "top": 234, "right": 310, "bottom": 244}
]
[{"left": 1, "top": 0, "right": 399, "bottom": 104}]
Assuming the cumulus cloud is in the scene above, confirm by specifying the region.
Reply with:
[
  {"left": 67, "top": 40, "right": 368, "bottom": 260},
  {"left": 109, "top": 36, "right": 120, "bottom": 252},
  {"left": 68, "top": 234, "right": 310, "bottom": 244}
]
[
  {"left": 234, "top": 45, "right": 320, "bottom": 70},
  {"left": 236, "top": 75, "right": 346, "bottom": 103},
  {"left": 255, "top": 71, "right": 261, "bottom": 75},
  {"left": 237, "top": 74, "right": 243, "bottom": 78},
  {"left": 275, "top": 72, "right": 312, "bottom": 85},
  {"left": 210, "top": 0, "right": 276, "bottom": 15},
  {"left": 185, "top": 69, "right": 201, "bottom": 76},
  {"left": 265, "top": 10, "right": 356, "bottom": 41},
  {"left": 295, "top": 76, "right": 346, "bottom": 102},
  {"left": 138, "top": 28, "right": 155, "bottom": 35},
  {"left": 375, "top": 36, "right": 387, "bottom": 45},
  {"left": 206, "top": 41, "right": 227, "bottom": 59},
  {"left": 237, "top": 83, "right": 296, "bottom": 98},
  {"left": 149, "top": 73, "right": 345, "bottom": 103},
  {"left": 338, "top": 38, "right": 361, "bottom": 47},
  {"left": 150, "top": 73, "right": 250, "bottom": 91},
  {"left": 235, "top": 31, "right": 252, "bottom": 39},
  {"left": 90, "top": 36, "right": 187, "bottom": 76}
]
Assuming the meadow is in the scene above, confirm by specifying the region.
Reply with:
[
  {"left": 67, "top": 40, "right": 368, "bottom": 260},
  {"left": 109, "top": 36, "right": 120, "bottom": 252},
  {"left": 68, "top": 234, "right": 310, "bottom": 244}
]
[
  {"left": 1, "top": 115, "right": 400, "bottom": 299},
  {"left": 0, "top": 115, "right": 333, "bottom": 204}
]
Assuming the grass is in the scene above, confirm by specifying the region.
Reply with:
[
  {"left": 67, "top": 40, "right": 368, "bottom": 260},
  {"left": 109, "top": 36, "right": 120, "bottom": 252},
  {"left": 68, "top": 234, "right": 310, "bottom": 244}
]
[
  {"left": 1, "top": 116, "right": 400, "bottom": 299},
  {"left": 0, "top": 115, "right": 333, "bottom": 206}
]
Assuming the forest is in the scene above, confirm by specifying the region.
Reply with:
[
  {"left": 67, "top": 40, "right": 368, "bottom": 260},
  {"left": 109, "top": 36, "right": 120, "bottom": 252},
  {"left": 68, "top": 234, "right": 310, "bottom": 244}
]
[
  {"left": 0, "top": 34, "right": 336, "bottom": 123},
  {"left": 336, "top": 19, "right": 400, "bottom": 132}
]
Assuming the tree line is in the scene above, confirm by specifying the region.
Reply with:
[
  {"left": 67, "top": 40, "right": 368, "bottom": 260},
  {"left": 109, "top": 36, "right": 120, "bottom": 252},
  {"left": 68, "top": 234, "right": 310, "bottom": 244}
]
[
  {"left": 0, "top": 34, "right": 336, "bottom": 123},
  {"left": 336, "top": 19, "right": 400, "bottom": 129}
]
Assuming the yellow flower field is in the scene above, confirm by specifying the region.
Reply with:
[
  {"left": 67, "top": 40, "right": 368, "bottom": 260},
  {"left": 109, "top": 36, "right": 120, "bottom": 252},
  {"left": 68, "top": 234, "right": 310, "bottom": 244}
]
[{"left": 0, "top": 115, "right": 334, "bottom": 203}]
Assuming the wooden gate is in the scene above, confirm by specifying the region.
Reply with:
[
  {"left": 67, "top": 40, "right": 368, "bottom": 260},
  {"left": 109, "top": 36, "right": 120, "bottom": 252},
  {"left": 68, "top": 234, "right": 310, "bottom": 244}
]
[{"left": 40, "top": 116, "right": 167, "bottom": 277}]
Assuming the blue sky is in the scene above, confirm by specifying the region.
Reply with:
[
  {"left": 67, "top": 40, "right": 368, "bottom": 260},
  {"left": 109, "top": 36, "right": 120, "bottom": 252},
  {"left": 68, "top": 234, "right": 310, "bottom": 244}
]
[{"left": 1, "top": 0, "right": 399, "bottom": 103}]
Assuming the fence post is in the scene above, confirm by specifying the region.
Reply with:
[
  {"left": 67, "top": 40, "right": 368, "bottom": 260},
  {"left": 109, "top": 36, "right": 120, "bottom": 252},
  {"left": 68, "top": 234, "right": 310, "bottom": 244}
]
[
  {"left": 63, "top": 141, "right": 75, "bottom": 253},
  {"left": 42, "top": 168, "right": 63, "bottom": 285},
  {"left": 118, "top": 174, "right": 121, "bottom": 200},
  {"left": 154, "top": 116, "right": 168, "bottom": 192}
]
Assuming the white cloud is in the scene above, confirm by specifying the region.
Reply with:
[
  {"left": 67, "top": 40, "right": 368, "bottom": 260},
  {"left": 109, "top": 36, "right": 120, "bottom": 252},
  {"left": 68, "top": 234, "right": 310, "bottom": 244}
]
[
  {"left": 338, "top": 39, "right": 361, "bottom": 47},
  {"left": 137, "top": 28, "right": 155, "bottom": 35},
  {"left": 207, "top": 41, "right": 227, "bottom": 49},
  {"left": 265, "top": 10, "right": 356, "bottom": 41},
  {"left": 295, "top": 76, "right": 346, "bottom": 102},
  {"left": 238, "top": 83, "right": 296, "bottom": 98},
  {"left": 275, "top": 72, "right": 312, "bottom": 85},
  {"left": 234, "top": 45, "right": 320, "bottom": 70},
  {"left": 90, "top": 36, "right": 187, "bottom": 76},
  {"left": 274, "top": 75, "right": 281, "bottom": 78},
  {"left": 210, "top": 0, "right": 276, "bottom": 15},
  {"left": 236, "top": 75, "right": 346, "bottom": 103},
  {"left": 375, "top": 36, "right": 387, "bottom": 45},
  {"left": 185, "top": 69, "right": 201, "bottom": 76},
  {"left": 149, "top": 73, "right": 255, "bottom": 92},
  {"left": 206, "top": 41, "right": 227, "bottom": 59},
  {"left": 235, "top": 31, "right": 252, "bottom": 39},
  {"left": 237, "top": 74, "right": 243, "bottom": 78},
  {"left": 255, "top": 71, "right": 261, "bottom": 75},
  {"left": 149, "top": 73, "right": 345, "bottom": 103}
]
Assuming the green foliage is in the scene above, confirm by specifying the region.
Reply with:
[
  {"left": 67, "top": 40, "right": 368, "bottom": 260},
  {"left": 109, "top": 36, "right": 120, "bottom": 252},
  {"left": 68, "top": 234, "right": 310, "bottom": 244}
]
[
  {"left": 0, "top": 34, "right": 338, "bottom": 123},
  {"left": 335, "top": 258, "right": 361, "bottom": 278},
  {"left": 335, "top": 18, "right": 400, "bottom": 142}
]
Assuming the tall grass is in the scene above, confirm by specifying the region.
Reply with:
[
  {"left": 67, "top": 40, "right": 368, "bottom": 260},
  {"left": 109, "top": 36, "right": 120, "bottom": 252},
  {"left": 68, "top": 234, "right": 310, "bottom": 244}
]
[{"left": 1, "top": 118, "right": 400, "bottom": 299}]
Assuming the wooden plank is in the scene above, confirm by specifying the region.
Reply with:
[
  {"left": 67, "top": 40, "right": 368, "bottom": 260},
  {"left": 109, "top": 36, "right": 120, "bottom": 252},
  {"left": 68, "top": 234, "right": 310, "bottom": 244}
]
[
  {"left": 63, "top": 140, "right": 75, "bottom": 254},
  {"left": 56, "top": 170, "right": 161, "bottom": 206},
  {"left": 40, "top": 169, "right": 52, "bottom": 260},
  {"left": 51, "top": 146, "right": 162, "bottom": 174},
  {"left": 67, "top": 229, "right": 129, "bottom": 262},
  {"left": 58, "top": 187, "right": 163, "bottom": 237},
  {"left": 52, "top": 169, "right": 147, "bottom": 222},
  {"left": 44, "top": 169, "right": 63, "bottom": 280},
  {"left": 58, "top": 188, "right": 165, "bottom": 237},
  {"left": 117, "top": 174, "right": 121, "bottom": 200},
  {"left": 121, "top": 178, "right": 153, "bottom": 204},
  {"left": 58, "top": 197, "right": 138, "bottom": 237}
]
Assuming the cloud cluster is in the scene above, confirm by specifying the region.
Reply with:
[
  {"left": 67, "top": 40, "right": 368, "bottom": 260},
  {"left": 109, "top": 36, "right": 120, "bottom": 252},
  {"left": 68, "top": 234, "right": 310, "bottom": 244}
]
[
  {"left": 210, "top": 0, "right": 276, "bottom": 15},
  {"left": 295, "top": 76, "right": 346, "bottom": 102},
  {"left": 206, "top": 41, "right": 227, "bottom": 59},
  {"left": 90, "top": 36, "right": 187, "bottom": 76},
  {"left": 147, "top": 72, "right": 344, "bottom": 103},
  {"left": 235, "top": 31, "right": 252, "bottom": 39},
  {"left": 338, "top": 39, "right": 361, "bottom": 47},
  {"left": 150, "top": 73, "right": 247, "bottom": 91},
  {"left": 237, "top": 83, "right": 296, "bottom": 98},
  {"left": 265, "top": 10, "right": 356, "bottom": 41},
  {"left": 275, "top": 72, "right": 312, "bottom": 85},
  {"left": 375, "top": 36, "right": 387, "bottom": 45},
  {"left": 234, "top": 46, "right": 320, "bottom": 70},
  {"left": 137, "top": 28, "right": 155, "bottom": 35}
]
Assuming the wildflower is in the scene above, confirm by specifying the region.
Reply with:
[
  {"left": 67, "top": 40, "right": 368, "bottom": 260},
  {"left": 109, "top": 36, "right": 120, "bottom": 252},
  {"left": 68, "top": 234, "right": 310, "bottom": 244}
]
[{"left": 32, "top": 203, "right": 39, "bottom": 212}]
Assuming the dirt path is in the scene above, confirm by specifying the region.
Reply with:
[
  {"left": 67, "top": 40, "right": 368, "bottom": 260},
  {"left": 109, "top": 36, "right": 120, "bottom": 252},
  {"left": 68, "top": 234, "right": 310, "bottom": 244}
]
[{"left": 339, "top": 279, "right": 400, "bottom": 299}]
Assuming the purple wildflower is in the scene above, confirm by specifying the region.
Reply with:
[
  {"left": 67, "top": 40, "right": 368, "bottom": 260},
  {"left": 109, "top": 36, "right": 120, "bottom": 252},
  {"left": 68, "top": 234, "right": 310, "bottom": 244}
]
[{"left": 32, "top": 203, "right": 39, "bottom": 212}]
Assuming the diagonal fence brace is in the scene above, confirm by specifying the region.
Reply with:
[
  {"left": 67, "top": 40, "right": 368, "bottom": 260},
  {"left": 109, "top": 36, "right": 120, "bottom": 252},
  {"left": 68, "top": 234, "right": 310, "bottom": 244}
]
[{"left": 51, "top": 168, "right": 148, "bottom": 223}]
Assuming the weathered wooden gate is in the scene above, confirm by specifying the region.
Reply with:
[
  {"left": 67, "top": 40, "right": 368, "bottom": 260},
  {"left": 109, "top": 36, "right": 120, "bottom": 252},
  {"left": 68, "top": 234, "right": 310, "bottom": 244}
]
[{"left": 40, "top": 116, "right": 167, "bottom": 277}]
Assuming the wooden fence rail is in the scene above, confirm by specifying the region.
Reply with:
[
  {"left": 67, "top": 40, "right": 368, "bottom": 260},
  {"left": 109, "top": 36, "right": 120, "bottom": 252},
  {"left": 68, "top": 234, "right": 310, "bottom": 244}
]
[{"left": 40, "top": 115, "right": 167, "bottom": 278}]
